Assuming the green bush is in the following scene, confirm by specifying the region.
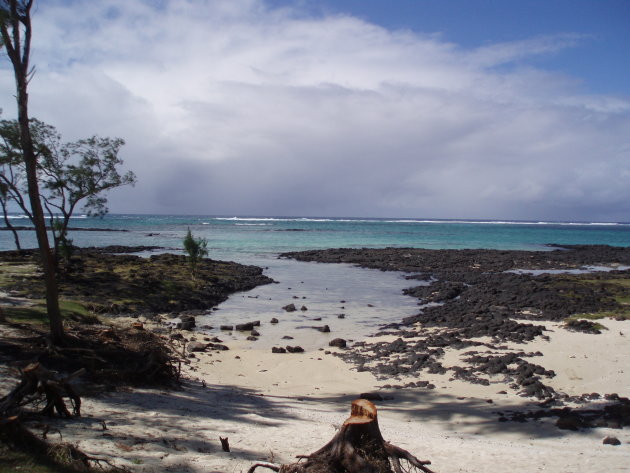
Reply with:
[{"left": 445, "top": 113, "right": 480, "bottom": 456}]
[{"left": 182, "top": 228, "right": 208, "bottom": 280}]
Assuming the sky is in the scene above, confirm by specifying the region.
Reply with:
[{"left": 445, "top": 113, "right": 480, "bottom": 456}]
[{"left": 1, "top": 0, "right": 629, "bottom": 221}]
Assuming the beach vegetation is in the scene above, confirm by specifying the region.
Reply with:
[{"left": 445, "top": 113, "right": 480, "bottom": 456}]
[
  {"left": 183, "top": 228, "right": 208, "bottom": 280},
  {"left": 0, "top": 117, "right": 136, "bottom": 258},
  {"left": 566, "top": 309, "right": 630, "bottom": 322},
  {"left": 0, "top": 0, "right": 65, "bottom": 343},
  {"left": 2, "top": 299, "right": 97, "bottom": 325}
]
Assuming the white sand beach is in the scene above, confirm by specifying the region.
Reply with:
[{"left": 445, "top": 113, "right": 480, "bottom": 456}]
[{"left": 4, "top": 317, "right": 626, "bottom": 473}]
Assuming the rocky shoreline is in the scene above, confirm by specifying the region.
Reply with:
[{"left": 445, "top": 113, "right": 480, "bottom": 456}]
[
  {"left": 0, "top": 246, "right": 274, "bottom": 315},
  {"left": 281, "top": 245, "right": 630, "bottom": 430}
]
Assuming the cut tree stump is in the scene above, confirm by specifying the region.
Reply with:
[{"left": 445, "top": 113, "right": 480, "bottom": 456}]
[{"left": 249, "top": 399, "right": 436, "bottom": 473}]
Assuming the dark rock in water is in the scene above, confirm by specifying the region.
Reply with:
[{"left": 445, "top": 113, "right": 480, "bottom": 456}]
[
  {"left": 337, "top": 314, "right": 345, "bottom": 319},
  {"left": 272, "top": 346, "right": 287, "bottom": 354},
  {"left": 210, "top": 336, "right": 223, "bottom": 343},
  {"left": 282, "top": 335, "right": 294, "bottom": 339},
  {"left": 286, "top": 345, "right": 305, "bottom": 353},
  {"left": 235, "top": 321, "right": 259, "bottom": 331},
  {"left": 283, "top": 303, "right": 297, "bottom": 312},
  {"left": 603, "top": 436, "right": 621, "bottom": 446},
  {"left": 220, "top": 325, "right": 234, "bottom": 331},
  {"left": 359, "top": 393, "right": 383, "bottom": 401},
  {"left": 246, "top": 336, "right": 258, "bottom": 341},
  {"left": 187, "top": 342, "right": 208, "bottom": 352},
  {"left": 300, "top": 305, "right": 308, "bottom": 311},
  {"left": 315, "top": 325, "right": 330, "bottom": 333},
  {"left": 251, "top": 329, "right": 260, "bottom": 337},
  {"left": 270, "top": 318, "right": 279, "bottom": 324},
  {"left": 329, "top": 338, "right": 347, "bottom": 348}
]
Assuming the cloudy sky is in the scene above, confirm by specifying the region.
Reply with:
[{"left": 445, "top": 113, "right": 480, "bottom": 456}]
[{"left": 1, "top": 0, "right": 629, "bottom": 221}]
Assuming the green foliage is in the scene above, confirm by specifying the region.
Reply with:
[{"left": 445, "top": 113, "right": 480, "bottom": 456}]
[
  {"left": 0, "top": 116, "right": 136, "bottom": 254},
  {"left": 183, "top": 228, "right": 208, "bottom": 279}
]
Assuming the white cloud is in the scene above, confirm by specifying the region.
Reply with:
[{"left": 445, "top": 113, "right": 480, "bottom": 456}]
[{"left": 0, "top": 0, "right": 628, "bottom": 221}]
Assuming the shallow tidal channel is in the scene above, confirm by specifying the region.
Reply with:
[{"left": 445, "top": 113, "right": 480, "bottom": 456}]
[{"left": 195, "top": 257, "right": 422, "bottom": 351}]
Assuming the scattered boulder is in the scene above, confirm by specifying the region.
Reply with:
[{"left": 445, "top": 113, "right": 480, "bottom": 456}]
[
  {"left": 272, "top": 347, "right": 287, "bottom": 354},
  {"left": 329, "top": 338, "right": 347, "bottom": 348},
  {"left": 270, "top": 318, "right": 279, "bottom": 324},
  {"left": 251, "top": 329, "right": 260, "bottom": 337},
  {"left": 556, "top": 414, "right": 585, "bottom": 431},
  {"left": 283, "top": 304, "right": 297, "bottom": 312},
  {"left": 208, "top": 343, "right": 229, "bottom": 351},
  {"left": 315, "top": 325, "right": 330, "bottom": 333},
  {"left": 187, "top": 342, "right": 208, "bottom": 353},
  {"left": 286, "top": 345, "right": 305, "bottom": 353},
  {"left": 235, "top": 321, "right": 260, "bottom": 331},
  {"left": 300, "top": 305, "right": 308, "bottom": 311},
  {"left": 220, "top": 325, "right": 234, "bottom": 331},
  {"left": 603, "top": 436, "right": 621, "bottom": 446}
]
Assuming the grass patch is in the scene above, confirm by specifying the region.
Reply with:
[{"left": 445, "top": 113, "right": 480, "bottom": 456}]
[
  {"left": 566, "top": 308, "right": 630, "bottom": 322},
  {"left": 2, "top": 300, "right": 99, "bottom": 325},
  {"left": 0, "top": 446, "right": 77, "bottom": 473}
]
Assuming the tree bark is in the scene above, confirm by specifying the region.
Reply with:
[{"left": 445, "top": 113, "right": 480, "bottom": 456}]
[
  {"left": 0, "top": 196, "right": 22, "bottom": 250},
  {"left": 0, "top": 0, "right": 64, "bottom": 343}
]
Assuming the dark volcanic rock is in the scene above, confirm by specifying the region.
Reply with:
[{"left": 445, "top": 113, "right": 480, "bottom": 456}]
[
  {"left": 329, "top": 338, "right": 347, "bottom": 348},
  {"left": 603, "top": 436, "right": 621, "bottom": 446},
  {"left": 278, "top": 246, "right": 630, "bottom": 400},
  {"left": 564, "top": 319, "right": 602, "bottom": 334},
  {"left": 235, "top": 321, "right": 260, "bottom": 331},
  {"left": 187, "top": 342, "right": 208, "bottom": 352},
  {"left": 286, "top": 345, "right": 305, "bottom": 353}
]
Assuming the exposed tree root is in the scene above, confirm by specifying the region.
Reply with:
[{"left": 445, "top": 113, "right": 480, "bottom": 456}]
[
  {"left": 0, "top": 415, "right": 130, "bottom": 472},
  {"left": 249, "top": 399, "right": 436, "bottom": 473},
  {"left": 0, "top": 361, "right": 84, "bottom": 418}
]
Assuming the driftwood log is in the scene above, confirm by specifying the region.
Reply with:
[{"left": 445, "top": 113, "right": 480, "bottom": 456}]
[
  {"left": 0, "top": 362, "right": 84, "bottom": 418},
  {"left": 249, "top": 399, "right": 436, "bottom": 473}
]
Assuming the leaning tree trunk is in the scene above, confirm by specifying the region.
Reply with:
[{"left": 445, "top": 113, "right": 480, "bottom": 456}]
[
  {"left": 0, "top": 0, "right": 64, "bottom": 344},
  {"left": 249, "top": 399, "right": 436, "bottom": 473}
]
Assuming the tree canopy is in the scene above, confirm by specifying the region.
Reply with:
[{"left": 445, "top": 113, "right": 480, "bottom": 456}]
[{"left": 0, "top": 117, "right": 136, "bottom": 251}]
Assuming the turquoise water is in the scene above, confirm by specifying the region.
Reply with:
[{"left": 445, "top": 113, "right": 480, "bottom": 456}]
[
  {"left": 2, "top": 214, "right": 630, "bottom": 263},
  {"left": 3, "top": 214, "right": 629, "bottom": 347}
]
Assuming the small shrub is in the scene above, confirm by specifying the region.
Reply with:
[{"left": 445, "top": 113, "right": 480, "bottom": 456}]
[{"left": 182, "top": 228, "right": 208, "bottom": 280}]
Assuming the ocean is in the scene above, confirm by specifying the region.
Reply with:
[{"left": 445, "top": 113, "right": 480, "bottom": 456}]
[
  {"left": 3, "top": 214, "right": 629, "bottom": 349},
  {"left": 2, "top": 214, "right": 629, "bottom": 262}
]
